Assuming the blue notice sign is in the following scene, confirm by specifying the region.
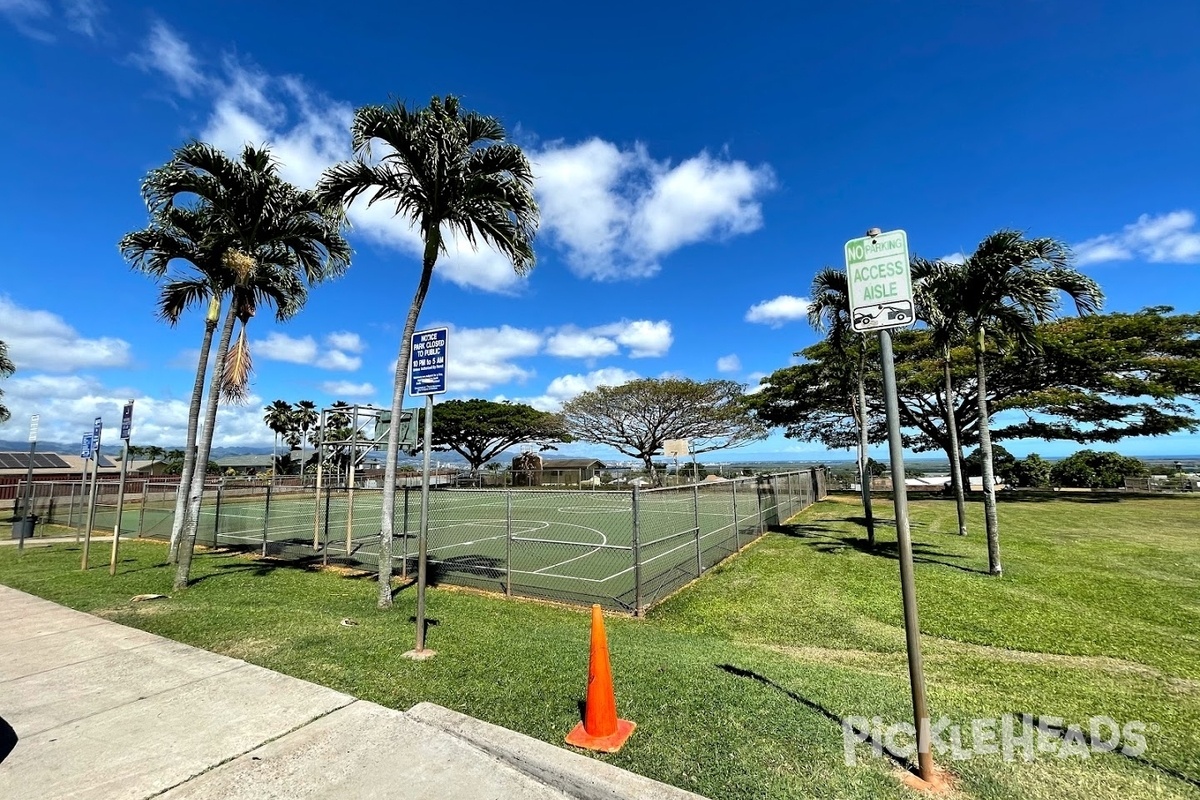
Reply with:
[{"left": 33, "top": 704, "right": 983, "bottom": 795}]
[
  {"left": 93, "top": 416, "right": 103, "bottom": 447},
  {"left": 121, "top": 401, "right": 134, "bottom": 441},
  {"left": 81, "top": 434, "right": 94, "bottom": 460},
  {"left": 409, "top": 327, "right": 448, "bottom": 396}
]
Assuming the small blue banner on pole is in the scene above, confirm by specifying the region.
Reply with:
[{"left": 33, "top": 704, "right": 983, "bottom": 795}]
[
  {"left": 409, "top": 327, "right": 448, "bottom": 396},
  {"left": 93, "top": 416, "right": 103, "bottom": 447},
  {"left": 81, "top": 434, "right": 94, "bottom": 460}
]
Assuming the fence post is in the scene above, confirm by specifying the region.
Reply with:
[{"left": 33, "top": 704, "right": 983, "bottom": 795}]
[
  {"left": 505, "top": 490, "right": 513, "bottom": 596},
  {"left": 401, "top": 485, "right": 410, "bottom": 579},
  {"left": 321, "top": 488, "right": 332, "bottom": 567},
  {"left": 732, "top": 479, "right": 741, "bottom": 552},
  {"left": 137, "top": 482, "right": 147, "bottom": 537},
  {"left": 756, "top": 477, "right": 764, "bottom": 533},
  {"left": 261, "top": 483, "right": 272, "bottom": 557},
  {"left": 693, "top": 484, "right": 702, "bottom": 578},
  {"left": 211, "top": 486, "right": 222, "bottom": 548},
  {"left": 632, "top": 486, "right": 642, "bottom": 617}
]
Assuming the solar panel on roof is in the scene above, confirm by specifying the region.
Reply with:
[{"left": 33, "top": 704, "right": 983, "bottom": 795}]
[
  {"left": 0, "top": 451, "right": 75, "bottom": 470},
  {"left": 0, "top": 453, "right": 21, "bottom": 469}
]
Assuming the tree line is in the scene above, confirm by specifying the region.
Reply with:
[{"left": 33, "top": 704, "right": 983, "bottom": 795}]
[{"left": 749, "top": 234, "right": 1200, "bottom": 575}]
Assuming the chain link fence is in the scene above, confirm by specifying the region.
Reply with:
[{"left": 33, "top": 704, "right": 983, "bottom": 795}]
[{"left": 8, "top": 469, "right": 826, "bottom": 614}]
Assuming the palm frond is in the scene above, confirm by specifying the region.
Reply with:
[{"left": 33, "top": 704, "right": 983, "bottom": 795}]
[{"left": 221, "top": 325, "right": 254, "bottom": 404}]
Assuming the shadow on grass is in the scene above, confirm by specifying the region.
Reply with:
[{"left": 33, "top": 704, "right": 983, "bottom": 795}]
[
  {"left": 716, "top": 664, "right": 919, "bottom": 775},
  {"left": 1017, "top": 712, "right": 1200, "bottom": 790},
  {"left": 779, "top": 520, "right": 986, "bottom": 575}
]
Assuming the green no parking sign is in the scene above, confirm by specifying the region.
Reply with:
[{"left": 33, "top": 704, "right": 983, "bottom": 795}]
[{"left": 845, "top": 229, "right": 914, "bottom": 333}]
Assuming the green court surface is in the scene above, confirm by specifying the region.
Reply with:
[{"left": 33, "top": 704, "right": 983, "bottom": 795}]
[{"left": 35, "top": 471, "right": 824, "bottom": 612}]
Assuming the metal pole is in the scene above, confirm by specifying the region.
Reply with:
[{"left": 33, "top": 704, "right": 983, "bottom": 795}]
[
  {"left": 756, "top": 476, "right": 764, "bottom": 533},
  {"left": 312, "top": 409, "right": 325, "bottom": 550},
  {"left": 322, "top": 488, "right": 331, "bottom": 567},
  {"left": 76, "top": 461, "right": 87, "bottom": 541},
  {"left": 68, "top": 478, "right": 78, "bottom": 531},
  {"left": 82, "top": 443, "right": 101, "bottom": 570},
  {"left": 401, "top": 485, "right": 410, "bottom": 579},
  {"left": 879, "top": 327, "right": 933, "bottom": 781},
  {"left": 346, "top": 406, "right": 358, "bottom": 553},
  {"left": 415, "top": 395, "right": 434, "bottom": 652},
  {"left": 731, "top": 479, "right": 741, "bottom": 551},
  {"left": 19, "top": 435, "right": 36, "bottom": 555},
  {"left": 262, "top": 483, "right": 272, "bottom": 557},
  {"left": 212, "top": 485, "right": 222, "bottom": 548},
  {"left": 505, "top": 490, "right": 513, "bottom": 596},
  {"left": 109, "top": 441, "right": 130, "bottom": 576},
  {"left": 693, "top": 484, "right": 702, "bottom": 577},
  {"left": 137, "top": 482, "right": 147, "bottom": 538},
  {"left": 632, "top": 486, "right": 642, "bottom": 617}
]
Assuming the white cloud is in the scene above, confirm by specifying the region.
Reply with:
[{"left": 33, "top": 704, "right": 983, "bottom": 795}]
[
  {"left": 63, "top": 0, "right": 102, "bottom": 37},
  {"left": 0, "top": 0, "right": 53, "bottom": 41},
  {"left": 316, "top": 350, "right": 361, "bottom": 371},
  {"left": 134, "top": 20, "right": 205, "bottom": 96},
  {"left": 254, "top": 332, "right": 318, "bottom": 364},
  {"left": 325, "top": 331, "right": 364, "bottom": 353},
  {"left": 1075, "top": 210, "right": 1200, "bottom": 266},
  {"left": 745, "top": 371, "right": 768, "bottom": 395},
  {"left": 0, "top": 373, "right": 272, "bottom": 448},
  {"left": 443, "top": 324, "right": 542, "bottom": 392},
  {"left": 320, "top": 380, "right": 374, "bottom": 397},
  {"left": 716, "top": 354, "right": 741, "bottom": 373},
  {"left": 515, "top": 367, "right": 640, "bottom": 412},
  {"left": 534, "top": 140, "right": 774, "bottom": 280},
  {"left": 0, "top": 296, "right": 131, "bottom": 372},
  {"left": 745, "top": 295, "right": 811, "bottom": 327},
  {"left": 939, "top": 252, "right": 967, "bottom": 265},
  {"left": 544, "top": 328, "right": 619, "bottom": 359},
  {"left": 544, "top": 319, "right": 673, "bottom": 359},
  {"left": 253, "top": 331, "right": 360, "bottom": 371}
]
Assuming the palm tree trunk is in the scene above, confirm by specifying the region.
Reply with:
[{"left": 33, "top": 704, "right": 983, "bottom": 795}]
[
  {"left": 174, "top": 302, "right": 238, "bottom": 590},
  {"left": 855, "top": 350, "right": 875, "bottom": 546},
  {"left": 378, "top": 240, "right": 438, "bottom": 610},
  {"left": 974, "top": 329, "right": 1002, "bottom": 575},
  {"left": 943, "top": 350, "right": 968, "bottom": 536},
  {"left": 169, "top": 295, "right": 220, "bottom": 564}
]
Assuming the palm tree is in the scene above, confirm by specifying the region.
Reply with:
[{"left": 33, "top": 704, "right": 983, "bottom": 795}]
[
  {"left": 808, "top": 267, "right": 876, "bottom": 546},
  {"left": 911, "top": 258, "right": 971, "bottom": 537},
  {"left": 263, "top": 400, "right": 294, "bottom": 484},
  {"left": 141, "top": 142, "right": 351, "bottom": 590},
  {"left": 950, "top": 231, "right": 1103, "bottom": 575},
  {"left": 293, "top": 400, "right": 318, "bottom": 481},
  {"left": 0, "top": 339, "right": 13, "bottom": 423},
  {"left": 121, "top": 204, "right": 313, "bottom": 563},
  {"left": 318, "top": 96, "right": 538, "bottom": 609}
]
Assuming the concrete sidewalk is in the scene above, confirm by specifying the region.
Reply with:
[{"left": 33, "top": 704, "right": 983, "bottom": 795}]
[{"left": 0, "top": 585, "right": 706, "bottom": 800}]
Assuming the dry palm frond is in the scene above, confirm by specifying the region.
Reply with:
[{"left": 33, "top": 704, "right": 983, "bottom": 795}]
[{"left": 222, "top": 325, "right": 254, "bottom": 404}]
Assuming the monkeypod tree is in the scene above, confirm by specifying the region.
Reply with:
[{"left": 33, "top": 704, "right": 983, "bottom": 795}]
[{"left": 430, "top": 399, "right": 571, "bottom": 472}]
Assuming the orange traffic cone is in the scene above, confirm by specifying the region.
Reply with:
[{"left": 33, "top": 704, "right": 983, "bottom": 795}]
[{"left": 565, "top": 604, "right": 636, "bottom": 752}]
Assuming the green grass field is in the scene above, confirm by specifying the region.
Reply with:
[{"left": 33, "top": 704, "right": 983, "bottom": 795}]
[{"left": 3, "top": 493, "right": 1198, "bottom": 799}]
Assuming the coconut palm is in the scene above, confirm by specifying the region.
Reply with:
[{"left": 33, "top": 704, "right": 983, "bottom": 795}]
[
  {"left": 807, "top": 267, "right": 876, "bottom": 546},
  {"left": 318, "top": 95, "right": 538, "bottom": 609},
  {"left": 141, "top": 142, "right": 351, "bottom": 590},
  {"left": 263, "top": 400, "right": 294, "bottom": 484},
  {"left": 911, "top": 258, "right": 971, "bottom": 537},
  {"left": 121, "top": 204, "right": 312, "bottom": 563},
  {"left": 293, "top": 400, "right": 318, "bottom": 480},
  {"left": 949, "top": 231, "right": 1103, "bottom": 575}
]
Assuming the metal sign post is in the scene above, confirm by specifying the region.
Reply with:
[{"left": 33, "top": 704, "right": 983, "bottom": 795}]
[
  {"left": 77, "top": 434, "right": 93, "bottom": 543},
  {"left": 111, "top": 400, "right": 134, "bottom": 576},
  {"left": 846, "top": 228, "right": 933, "bottom": 782},
  {"left": 18, "top": 414, "right": 40, "bottom": 555},
  {"left": 405, "top": 327, "right": 447, "bottom": 659},
  {"left": 82, "top": 417, "right": 102, "bottom": 570}
]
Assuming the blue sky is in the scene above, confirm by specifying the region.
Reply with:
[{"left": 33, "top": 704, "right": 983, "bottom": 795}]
[{"left": 1, "top": 0, "right": 1198, "bottom": 461}]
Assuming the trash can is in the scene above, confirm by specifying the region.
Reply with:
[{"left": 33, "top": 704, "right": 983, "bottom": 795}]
[{"left": 11, "top": 515, "right": 37, "bottom": 540}]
